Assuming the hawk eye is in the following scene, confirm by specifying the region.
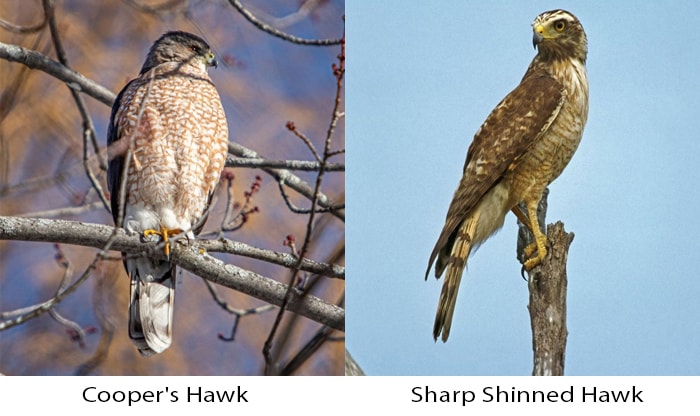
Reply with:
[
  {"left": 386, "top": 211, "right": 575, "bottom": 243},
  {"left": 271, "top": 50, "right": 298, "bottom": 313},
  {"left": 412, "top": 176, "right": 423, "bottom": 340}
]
[{"left": 554, "top": 20, "right": 566, "bottom": 32}]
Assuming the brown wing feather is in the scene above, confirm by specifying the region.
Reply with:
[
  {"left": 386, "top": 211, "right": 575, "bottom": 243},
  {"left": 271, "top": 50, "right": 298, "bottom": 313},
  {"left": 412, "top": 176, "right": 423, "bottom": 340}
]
[{"left": 426, "top": 69, "right": 566, "bottom": 279}]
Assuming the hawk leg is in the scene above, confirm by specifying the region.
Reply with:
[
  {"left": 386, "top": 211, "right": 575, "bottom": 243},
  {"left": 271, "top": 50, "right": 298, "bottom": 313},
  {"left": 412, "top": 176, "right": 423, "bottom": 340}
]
[
  {"left": 143, "top": 226, "right": 183, "bottom": 257},
  {"left": 511, "top": 203, "right": 548, "bottom": 272}
]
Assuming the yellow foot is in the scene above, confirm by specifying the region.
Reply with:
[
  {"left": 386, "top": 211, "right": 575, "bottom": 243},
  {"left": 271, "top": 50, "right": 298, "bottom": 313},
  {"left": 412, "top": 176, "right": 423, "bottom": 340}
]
[
  {"left": 523, "top": 241, "right": 538, "bottom": 259},
  {"left": 522, "top": 233, "right": 548, "bottom": 272},
  {"left": 143, "top": 225, "right": 183, "bottom": 257}
]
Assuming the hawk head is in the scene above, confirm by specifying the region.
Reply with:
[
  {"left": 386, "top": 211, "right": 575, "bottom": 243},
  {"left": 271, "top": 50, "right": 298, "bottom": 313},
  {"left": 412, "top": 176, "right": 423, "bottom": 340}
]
[
  {"left": 140, "top": 30, "right": 218, "bottom": 75},
  {"left": 532, "top": 10, "right": 587, "bottom": 63}
]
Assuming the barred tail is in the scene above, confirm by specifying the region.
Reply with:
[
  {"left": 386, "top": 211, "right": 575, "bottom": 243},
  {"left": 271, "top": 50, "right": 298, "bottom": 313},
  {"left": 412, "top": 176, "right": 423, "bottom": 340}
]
[
  {"left": 433, "top": 213, "right": 479, "bottom": 342},
  {"left": 128, "top": 259, "right": 175, "bottom": 356}
]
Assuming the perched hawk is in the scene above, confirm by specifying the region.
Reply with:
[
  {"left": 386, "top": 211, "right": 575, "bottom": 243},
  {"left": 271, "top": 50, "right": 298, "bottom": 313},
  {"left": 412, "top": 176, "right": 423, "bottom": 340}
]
[
  {"left": 107, "top": 31, "right": 229, "bottom": 355},
  {"left": 426, "top": 10, "right": 589, "bottom": 342}
]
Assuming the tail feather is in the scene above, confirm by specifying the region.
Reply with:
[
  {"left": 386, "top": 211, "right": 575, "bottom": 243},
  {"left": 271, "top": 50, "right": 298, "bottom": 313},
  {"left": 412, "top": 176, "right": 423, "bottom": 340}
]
[
  {"left": 128, "top": 259, "right": 174, "bottom": 356},
  {"left": 430, "top": 181, "right": 511, "bottom": 342},
  {"left": 433, "top": 214, "right": 478, "bottom": 342}
]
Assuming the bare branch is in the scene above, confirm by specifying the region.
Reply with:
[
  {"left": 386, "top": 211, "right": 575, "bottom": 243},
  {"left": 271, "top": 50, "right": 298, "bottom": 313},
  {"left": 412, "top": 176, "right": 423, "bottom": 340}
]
[
  {"left": 244, "top": 0, "right": 323, "bottom": 30},
  {"left": 345, "top": 349, "right": 366, "bottom": 376},
  {"left": 202, "top": 279, "right": 275, "bottom": 342},
  {"left": 225, "top": 155, "right": 343, "bottom": 172},
  {"left": 14, "top": 202, "right": 102, "bottom": 218},
  {"left": 75, "top": 263, "right": 117, "bottom": 375},
  {"left": 43, "top": 0, "right": 110, "bottom": 211},
  {"left": 0, "top": 245, "right": 104, "bottom": 331},
  {"left": 47, "top": 245, "right": 95, "bottom": 348},
  {"left": 203, "top": 279, "right": 275, "bottom": 317},
  {"left": 263, "top": 35, "right": 345, "bottom": 372},
  {"left": 198, "top": 237, "right": 343, "bottom": 279},
  {"left": 287, "top": 121, "right": 321, "bottom": 162},
  {"left": 0, "top": 216, "right": 344, "bottom": 278},
  {"left": 229, "top": 142, "right": 344, "bottom": 221},
  {"left": 276, "top": 177, "right": 345, "bottom": 215},
  {"left": 0, "top": 216, "right": 344, "bottom": 330},
  {"left": 280, "top": 324, "right": 340, "bottom": 375},
  {"left": 522, "top": 222, "right": 572, "bottom": 376},
  {"left": 517, "top": 190, "right": 571, "bottom": 376},
  {"left": 0, "top": 41, "right": 116, "bottom": 106},
  {"left": 176, "top": 245, "right": 344, "bottom": 331},
  {"left": 227, "top": 0, "right": 343, "bottom": 46},
  {"left": 122, "top": 0, "right": 186, "bottom": 14},
  {"left": 0, "top": 9, "right": 47, "bottom": 33},
  {"left": 219, "top": 173, "right": 261, "bottom": 232}
]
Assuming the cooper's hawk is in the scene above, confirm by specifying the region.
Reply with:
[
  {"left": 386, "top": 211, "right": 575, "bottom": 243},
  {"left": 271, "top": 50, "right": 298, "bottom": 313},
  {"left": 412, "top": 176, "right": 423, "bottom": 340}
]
[
  {"left": 107, "top": 31, "right": 229, "bottom": 355},
  {"left": 426, "top": 10, "right": 589, "bottom": 342}
]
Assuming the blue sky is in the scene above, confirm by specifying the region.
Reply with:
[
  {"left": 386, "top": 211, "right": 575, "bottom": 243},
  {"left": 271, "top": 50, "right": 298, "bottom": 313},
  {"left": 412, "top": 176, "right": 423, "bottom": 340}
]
[{"left": 346, "top": 2, "right": 700, "bottom": 375}]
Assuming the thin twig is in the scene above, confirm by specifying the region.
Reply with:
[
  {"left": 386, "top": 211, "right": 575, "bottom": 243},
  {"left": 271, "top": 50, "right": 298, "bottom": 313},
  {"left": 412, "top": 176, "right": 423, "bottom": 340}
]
[
  {"left": 263, "top": 33, "right": 345, "bottom": 372},
  {"left": 220, "top": 174, "right": 261, "bottom": 232},
  {"left": 327, "top": 148, "right": 345, "bottom": 158},
  {"left": 75, "top": 263, "right": 117, "bottom": 375},
  {"left": 244, "top": 0, "right": 323, "bottom": 30},
  {"left": 0, "top": 8, "right": 48, "bottom": 33},
  {"left": 43, "top": 0, "right": 110, "bottom": 212},
  {"left": 287, "top": 121, "right": 321, "bottom": 162},
  {"left": 276, "top": 178, "right": 345, "bottom": 214},
  {"left": 277, "top": 241, "right": 345, "bottom": 374},
  {"left": 0, "top": 247, "right": 109, "bottom": 331},
  {"left": 202, "top": 279, "right": 275, "bottom": 342},
  {"left": 123, "top": 0, "right": 185, "bottom": 14},
  {"left": 48, "top": 244, "right": 94, "bottom": 348},
  {"left": 16, "top": 201, "right": 103, "bottom": 218},
  {"left": 280, "top": 324, "right": 339, "bottom": 375},
  {"left": 228, "top": 142, "right": 344, "bottom": 221},
  {"left": 227, "top": 0, "right": 343, "bottom": 46}
]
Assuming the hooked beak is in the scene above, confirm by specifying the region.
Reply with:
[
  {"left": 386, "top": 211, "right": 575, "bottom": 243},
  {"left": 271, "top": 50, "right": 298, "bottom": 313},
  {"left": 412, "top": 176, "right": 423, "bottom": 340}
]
[
  {"left": 532, "top": 24, "right": 545, "bottom": 49},
  {"left": 205, "top": 51, "right": 218, "bottom": 68}
]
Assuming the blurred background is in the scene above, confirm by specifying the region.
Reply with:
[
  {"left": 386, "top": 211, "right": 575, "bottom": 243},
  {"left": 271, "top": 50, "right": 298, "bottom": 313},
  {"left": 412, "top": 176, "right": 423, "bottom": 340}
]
[{"left": 1, "top": 0, "right": 344, "bottom": 375}]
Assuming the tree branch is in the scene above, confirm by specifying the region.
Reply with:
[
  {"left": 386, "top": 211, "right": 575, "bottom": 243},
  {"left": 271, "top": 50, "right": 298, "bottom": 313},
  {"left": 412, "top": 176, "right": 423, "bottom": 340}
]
[
  {"left": 0, "top": 41, "right": 116, "bottom": 106},
  {"left": 517, "top": 190, "right": 571, "bottom": 376},
  {"left": 175, "top": 243, "right": 343, "bottom": 331},
  {"left": 225, "top": 155, "right": 343, "bottom": 172},
  {"left": 228, "top": 142, "right": 345, "bottom": 221},
  {"left": 262, "top": 36, "right": 344, "bottom": 372},
  {"left": 0, "top": 215, "right": 342, "bottom": 278},
  {"left": 0, "top": 216, "right": 344, "bottom": 331},
  {"left": 526, "top": 221, "right": 572, "bottom": 376},
  {"left": 197, "top": 238, "right": 344, "bottom": 279},
  {"left": 227, "top": 0, "right": 343, "bottom": 46},
  {"left": 345, "top": 348, "right": 366, "bottom": 376},
  {"left": 0, "top": 9, "right": 47, "bottom": 34}
]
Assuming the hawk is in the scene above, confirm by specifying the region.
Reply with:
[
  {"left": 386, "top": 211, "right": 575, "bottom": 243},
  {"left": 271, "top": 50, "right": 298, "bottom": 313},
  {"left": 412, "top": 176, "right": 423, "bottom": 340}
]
[
  {"left": 107, "top": 31, "right": 229, "bottom": 355},
  {"left": 426, "top": 10, "right": 589, "bottom": 342}
]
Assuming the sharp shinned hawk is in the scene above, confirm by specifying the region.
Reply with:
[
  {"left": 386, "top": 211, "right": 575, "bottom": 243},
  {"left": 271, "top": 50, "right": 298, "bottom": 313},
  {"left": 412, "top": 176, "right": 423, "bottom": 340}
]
[
  {"left": 107, "top": 31, "right": 229, "bottom": 355},
  {"left": 426, "top": 10, "right": 589, "bottom": 342}
]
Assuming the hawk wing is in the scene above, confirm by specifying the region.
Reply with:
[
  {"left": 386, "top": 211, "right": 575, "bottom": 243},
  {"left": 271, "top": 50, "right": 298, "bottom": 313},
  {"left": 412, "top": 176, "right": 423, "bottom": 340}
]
[
  {"left": 107, "top": 81, "right": 132, "bottom": 225},
  {"left": 426, "top": 68, "right": 567, "bottom": 279}
]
